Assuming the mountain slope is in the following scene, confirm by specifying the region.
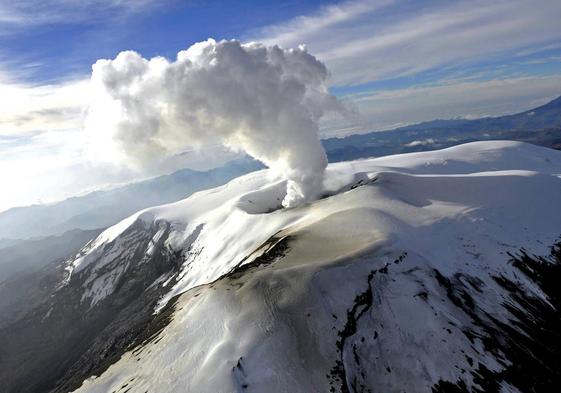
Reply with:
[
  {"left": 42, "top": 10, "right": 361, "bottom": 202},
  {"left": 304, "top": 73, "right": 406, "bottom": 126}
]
[{"left": 1, "top": 141, "right": 561, "bottom": 393}]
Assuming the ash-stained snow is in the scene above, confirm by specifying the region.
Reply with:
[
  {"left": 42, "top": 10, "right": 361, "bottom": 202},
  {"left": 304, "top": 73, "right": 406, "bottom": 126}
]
[{"left": 65, "top": 141, "right": 561, "bottom": 393}]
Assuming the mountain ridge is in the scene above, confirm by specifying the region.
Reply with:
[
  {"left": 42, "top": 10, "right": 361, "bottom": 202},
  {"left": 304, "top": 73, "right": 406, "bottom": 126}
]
[{"left": 396, "top": 94, "right": 561, "bottom": 131}]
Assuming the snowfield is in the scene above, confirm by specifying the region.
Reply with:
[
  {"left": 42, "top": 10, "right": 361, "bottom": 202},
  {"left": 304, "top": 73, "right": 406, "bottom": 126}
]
[{"left": 66, "top": 141, "right": 561, "bottom": 393}]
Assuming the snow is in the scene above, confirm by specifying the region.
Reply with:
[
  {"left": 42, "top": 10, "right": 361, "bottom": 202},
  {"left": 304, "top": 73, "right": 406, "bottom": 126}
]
[
  {"left": 64, "top": 140, "right": 561, "bottom": 307},
  {"left": 68, "top": 141, "right": 561, "bottom": 392},
  {"left": 66, "top": 211, "right": 152, "bottom": 274}
]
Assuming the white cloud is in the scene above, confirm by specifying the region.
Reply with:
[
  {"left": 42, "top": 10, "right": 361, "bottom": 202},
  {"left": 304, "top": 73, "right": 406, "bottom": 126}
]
[
  {"left": 85, "top": 39, "right": 342, "bottom": 207},
  {"left": 405, "top": 139, "right": 436, "bottom": 147},
  {"left": 252, "top": 0, "right": 561, "bottom": 86}
]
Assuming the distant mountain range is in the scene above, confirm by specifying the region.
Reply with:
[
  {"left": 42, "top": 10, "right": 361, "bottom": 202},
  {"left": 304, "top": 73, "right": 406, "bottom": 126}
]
[
  {"left": 399, "top": 94, "right": 561, "bottom": 132},
  {"left": 324, "top": 94, "right": 561, "bottom": 161},
  {"left": 0, "top": 228, "right": 102, "bottom": 327}
]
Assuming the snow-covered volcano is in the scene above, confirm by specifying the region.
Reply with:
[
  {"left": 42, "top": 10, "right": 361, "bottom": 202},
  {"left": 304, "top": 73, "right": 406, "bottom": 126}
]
[{"left": 2, "top": 141, "right": 561, "bottom": 393}]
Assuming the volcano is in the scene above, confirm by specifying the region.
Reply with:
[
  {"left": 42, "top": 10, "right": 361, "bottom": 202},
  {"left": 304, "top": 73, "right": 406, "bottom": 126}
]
[{"left": 1, "top": 140, "right": 561, "bottom": 393}]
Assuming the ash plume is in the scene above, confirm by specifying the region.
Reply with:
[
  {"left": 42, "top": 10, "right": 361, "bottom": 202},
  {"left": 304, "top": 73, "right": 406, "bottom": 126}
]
[{"left": 85, "top": 39, "right": 341, "bottom": 207}]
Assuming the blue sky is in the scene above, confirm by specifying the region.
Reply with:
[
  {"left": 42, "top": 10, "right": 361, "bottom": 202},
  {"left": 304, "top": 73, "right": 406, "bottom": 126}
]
[
  {"left": 1, "top": 0, "right": 561, "bottom": 211},
  {"left": 1, "top": 1, "right": 331, "bottom": 83}
]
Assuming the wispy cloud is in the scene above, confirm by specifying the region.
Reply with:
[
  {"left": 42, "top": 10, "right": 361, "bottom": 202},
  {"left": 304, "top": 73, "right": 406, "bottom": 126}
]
[
  {"left": 0, "top": 0, "right": 164, "bottom": 29},
  {"left": 252, "top": 0, "right": 561, "bottom": 87},
  {"left": 515, "top": 42, "right": 561, "bottom": 57},
  {"left": 0, "top": 77, "right": 89, "bottom": 137},
  {"left": 255, "top": 0, "right": 396, "bottom": 49},
  {"left": 520, "top": 56, "right": 561, "bottom": 65}
]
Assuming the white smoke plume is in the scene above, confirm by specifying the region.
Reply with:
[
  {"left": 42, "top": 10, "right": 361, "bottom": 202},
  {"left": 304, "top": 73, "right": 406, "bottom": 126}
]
[{"left": 85, "top": 39, "right": 341, "bottom": 207}]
